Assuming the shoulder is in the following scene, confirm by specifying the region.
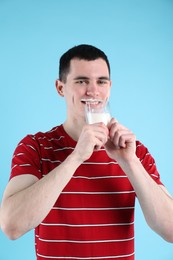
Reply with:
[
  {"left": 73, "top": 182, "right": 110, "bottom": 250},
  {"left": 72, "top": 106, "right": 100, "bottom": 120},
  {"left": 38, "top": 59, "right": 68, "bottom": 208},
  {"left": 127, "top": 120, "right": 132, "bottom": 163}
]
[
  {"left": 18, "top": 125, "right": 64, "bottom": 146},
  {"left": 12, "top": 125, "right": 64, "bottom": 159},
  {"left": 135, "top": 140, "right": 157, "bottom": 166},
  {"left": 136, "top": 140, "right": 150, "bottom": 159},
  {"left": 136, "top": 140, "right": 157, "bottom": 170}
]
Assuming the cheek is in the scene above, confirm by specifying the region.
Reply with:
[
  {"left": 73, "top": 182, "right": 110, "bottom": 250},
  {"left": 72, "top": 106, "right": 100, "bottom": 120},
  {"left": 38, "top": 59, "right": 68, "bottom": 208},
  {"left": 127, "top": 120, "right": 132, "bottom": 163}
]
[
  {"left": 106, "top": 86, "right": 111, "bottom": 96},
  {"left": 66, "top": 92, "right": 78, "bottom": 106},
  {"left": 101, "top": 87, "right": 110, "bottom": 98},
  {"left": 72, "top": 96, "right": 75, "bottom": 105},
  {"left": 65, "top": 86, "right": 85, "bottom": 105}
]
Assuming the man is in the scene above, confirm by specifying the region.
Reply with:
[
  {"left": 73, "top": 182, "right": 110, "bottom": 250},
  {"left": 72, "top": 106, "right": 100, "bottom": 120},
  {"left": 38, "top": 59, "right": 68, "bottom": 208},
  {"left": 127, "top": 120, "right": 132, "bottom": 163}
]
[{"left": 1, "top": 44, "right": 173, "bottom": 260}]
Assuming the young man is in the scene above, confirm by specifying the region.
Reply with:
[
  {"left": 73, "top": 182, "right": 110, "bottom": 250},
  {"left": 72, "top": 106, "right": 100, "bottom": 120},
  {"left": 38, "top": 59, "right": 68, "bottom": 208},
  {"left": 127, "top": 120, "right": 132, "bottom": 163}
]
[{"left": 1, "top": 44, "right": 173, "bottom": 260}]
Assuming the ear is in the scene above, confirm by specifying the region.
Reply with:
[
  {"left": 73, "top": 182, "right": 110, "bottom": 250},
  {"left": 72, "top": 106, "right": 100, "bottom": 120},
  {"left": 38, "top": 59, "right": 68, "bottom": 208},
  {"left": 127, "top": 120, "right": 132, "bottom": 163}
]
[{"left": 55, "top": 80, "right": 64, "bottom": 97}]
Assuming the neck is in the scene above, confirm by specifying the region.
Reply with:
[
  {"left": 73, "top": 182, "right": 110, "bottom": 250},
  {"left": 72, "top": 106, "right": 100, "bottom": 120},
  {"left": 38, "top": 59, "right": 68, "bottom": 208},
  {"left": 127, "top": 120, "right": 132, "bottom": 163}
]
[{"left": 63, "top": 117, "right": 86, "bottom": 141}]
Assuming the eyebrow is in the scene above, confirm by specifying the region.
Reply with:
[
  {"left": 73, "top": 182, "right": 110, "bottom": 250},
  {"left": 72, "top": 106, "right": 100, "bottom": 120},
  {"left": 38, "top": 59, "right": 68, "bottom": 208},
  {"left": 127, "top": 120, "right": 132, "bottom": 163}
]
[
  {"left": 73, "top": 76, "right": 89, "bottom": 80},
  {"left": 73, "top": 76, "right": 110, "bottom": 80}
]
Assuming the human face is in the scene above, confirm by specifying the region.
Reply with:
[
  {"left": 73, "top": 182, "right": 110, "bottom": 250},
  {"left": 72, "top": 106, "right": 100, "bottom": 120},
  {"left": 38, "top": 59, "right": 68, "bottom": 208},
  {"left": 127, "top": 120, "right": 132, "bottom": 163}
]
[{"left": 57, "top": 58, "right": 111, "bottom": 122}]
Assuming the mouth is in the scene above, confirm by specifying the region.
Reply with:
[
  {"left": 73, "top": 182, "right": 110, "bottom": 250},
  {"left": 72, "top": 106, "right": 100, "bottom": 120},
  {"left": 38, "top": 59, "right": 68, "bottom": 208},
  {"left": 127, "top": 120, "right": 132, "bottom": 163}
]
[{"left": 81, "top": 98, "right": 103, "bottom": 105}]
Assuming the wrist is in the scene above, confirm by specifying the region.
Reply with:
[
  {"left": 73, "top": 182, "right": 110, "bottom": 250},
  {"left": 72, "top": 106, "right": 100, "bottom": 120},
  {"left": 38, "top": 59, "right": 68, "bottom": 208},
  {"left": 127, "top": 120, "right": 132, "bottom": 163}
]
[
  {"left": 54, "top": 151, "right": 83, "bottom": 182},
  {"left": 118, "top": 155, "right": 141, "bottom": 172},
  {"left": 69, "top": 150, "right": 84, "bottom": 165}
]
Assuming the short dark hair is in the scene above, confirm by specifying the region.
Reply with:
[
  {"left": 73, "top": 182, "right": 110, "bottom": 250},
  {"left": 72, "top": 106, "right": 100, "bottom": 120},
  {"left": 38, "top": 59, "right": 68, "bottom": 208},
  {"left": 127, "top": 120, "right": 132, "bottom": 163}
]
[{"left": 59, "top": 44, "right": 110, "bottom": 82}]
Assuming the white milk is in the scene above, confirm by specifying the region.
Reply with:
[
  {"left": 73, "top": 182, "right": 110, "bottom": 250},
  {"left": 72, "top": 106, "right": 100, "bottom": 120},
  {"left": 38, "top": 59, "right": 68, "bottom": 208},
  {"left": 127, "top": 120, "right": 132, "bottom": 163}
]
[{"left": 86, "top": 112, "right": 111, "bottom": 125}]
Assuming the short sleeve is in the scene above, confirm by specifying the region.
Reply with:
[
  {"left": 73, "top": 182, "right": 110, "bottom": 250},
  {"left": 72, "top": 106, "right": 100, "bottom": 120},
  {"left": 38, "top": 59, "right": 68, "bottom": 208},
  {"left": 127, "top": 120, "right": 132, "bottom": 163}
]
[
  {"left": 10, "top": 135, "right": 42, "bottom": 180},
  {"left": 136, "top": 141, "right": 163, "bottom": 186}
]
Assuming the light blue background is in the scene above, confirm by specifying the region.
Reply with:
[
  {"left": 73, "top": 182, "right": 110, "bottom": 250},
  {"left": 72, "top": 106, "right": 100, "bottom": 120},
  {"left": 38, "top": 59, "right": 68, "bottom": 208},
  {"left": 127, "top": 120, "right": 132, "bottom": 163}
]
[{"left": 0, "top": 0, "right": 173, "bottom": 259}]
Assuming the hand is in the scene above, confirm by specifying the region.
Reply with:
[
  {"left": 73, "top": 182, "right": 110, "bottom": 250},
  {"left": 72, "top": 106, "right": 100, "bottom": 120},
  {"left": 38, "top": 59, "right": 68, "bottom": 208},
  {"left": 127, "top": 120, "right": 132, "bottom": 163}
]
[
  {"left": 74, "top": 123, "right": 109, "bottom": 162},
  {"left": 105, "top": 118, "right": 136, "bottom": 163}
]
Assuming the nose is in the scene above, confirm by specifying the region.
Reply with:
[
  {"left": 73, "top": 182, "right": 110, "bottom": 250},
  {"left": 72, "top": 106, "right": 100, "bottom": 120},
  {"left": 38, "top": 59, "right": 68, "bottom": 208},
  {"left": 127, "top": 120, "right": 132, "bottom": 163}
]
[{"left": 86, "top": 81, "right": 99, "bottom": 97}]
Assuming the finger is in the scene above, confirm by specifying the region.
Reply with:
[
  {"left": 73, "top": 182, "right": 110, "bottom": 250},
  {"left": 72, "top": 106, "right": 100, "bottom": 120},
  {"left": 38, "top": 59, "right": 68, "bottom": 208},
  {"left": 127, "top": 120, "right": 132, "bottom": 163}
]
[
  {"left": 95, "top": 131, "right": 109, "bottom": 146},
  {"left": 110, "top": 129, "right": 127, "bottom": 148},
  {"left": 109, "top": 122, "right": 127, "bottom": 141},
  {"left": 107, "top": 118, "right": 118, "bottom": 129},
  {"left": 93, "top": 138, "right": 105, "bottom": 151},
  {"left": 110, "top": 128, "right": 133, "bottom": 148},
  {"left": 111, "top": 117, "right": 119, "bottom": 124},
  {"left": 93, "top": 122, "right": 109, "bottom": 133},
  {"left": 118, "top": 133, "right": 134, "bottom": 148},
  {"left": 89, "top": 123, "right": 109, "bottom": 140},
  {"left": 82, "top": 125, "right": 108, "bottom": 150}
]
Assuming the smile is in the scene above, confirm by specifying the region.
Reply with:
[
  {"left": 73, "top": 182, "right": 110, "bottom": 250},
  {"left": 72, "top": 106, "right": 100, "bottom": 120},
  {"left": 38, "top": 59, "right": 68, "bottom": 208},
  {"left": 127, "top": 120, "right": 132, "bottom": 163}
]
[{"left": 81, "top": 98, "right": 103, "bottom": 105}]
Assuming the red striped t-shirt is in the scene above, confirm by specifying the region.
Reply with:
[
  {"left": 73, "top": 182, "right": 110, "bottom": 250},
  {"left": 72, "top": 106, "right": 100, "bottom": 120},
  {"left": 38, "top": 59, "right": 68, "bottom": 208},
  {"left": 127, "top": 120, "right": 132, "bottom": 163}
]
[{"left": 10, "top": 124, "right": 163, "bottom": 260}]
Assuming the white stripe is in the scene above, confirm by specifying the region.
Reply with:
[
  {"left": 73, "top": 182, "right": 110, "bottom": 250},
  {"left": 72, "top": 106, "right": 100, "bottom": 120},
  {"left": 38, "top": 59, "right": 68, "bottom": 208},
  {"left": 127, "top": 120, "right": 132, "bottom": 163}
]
[
  {"left": 39, "top": 236, "right": 134, "bottom": 243},
  {"left": 149, "top": 163, "right": 155, "bottom": 166},
  {"left": 40, "top": 146, "right": 74, "bottom": 151},
  {"left": 42, "top": 146, "right": 54, "bottom": 150},
  {"left": 54, "top": 147, "right": 74, "bottom": 152},
  {"left": 18, "top": 142, "right": 24, "bottom": 146},
  {"left": 38, "top": 136, "right": 47, "bottom": 140},
  {"left": 13, "top": 152, "right": 24, "bottom": 157},
  {"left": 83, "top": 161, "right": 118, "bottom": 165},
  {"left": 61, "top": 191, "right": 135, "bottom": 195},
  {"left": 12, "top": 163, "right": 31, "bottom": 169},
  {"left": 41, "top": 158, "right": 61, "bottom": 163},
  {"left": 37, "top": 252, "right": 135, "bottom": 259},
  {"left": 40, "top": 222, "right": 134, "bottom": 227},
  {"left": 140, "top": 154, "right": 154, "bottom": 164},
  {"left": 50, "top": 136, "right": 64, "bottom": 141},
  {"left": 151, "top": 173, "right": 159, "bottom": 178},
  {"left": 47, "top": 126, "right": 59, "bottom": 133},
  {"left": 52, "top": 207, "right": 134, "bottom": 211},
  {"left": 72, "top": 175, "right": 127, "bottom": 180},
  {"left": 17, "top": 142, "right": 37, "bottom": 151},
  {"left": 26, "top": 144, "right": 37, "bottom": 151},
  {"left": 18, "top": 163, "right": 31, "bottom": 167},
  {"left": 38, "top": 136, "right": 64, "bottom": 141}
]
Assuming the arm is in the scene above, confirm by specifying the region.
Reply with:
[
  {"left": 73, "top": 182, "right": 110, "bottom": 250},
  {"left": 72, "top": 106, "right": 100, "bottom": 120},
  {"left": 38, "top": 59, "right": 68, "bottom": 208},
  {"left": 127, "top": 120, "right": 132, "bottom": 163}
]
[
  {"left": 1, "top": 124, "right": 108, "bottom": 240},
  {"left": 120, "top": 156, "right": 173, "bottom": 242},
  {"left": 105, "top": 118, "right": 173, "bottom": 242},
  {"left": 1, "top": 152, "right": 82, "bottom": 240}
]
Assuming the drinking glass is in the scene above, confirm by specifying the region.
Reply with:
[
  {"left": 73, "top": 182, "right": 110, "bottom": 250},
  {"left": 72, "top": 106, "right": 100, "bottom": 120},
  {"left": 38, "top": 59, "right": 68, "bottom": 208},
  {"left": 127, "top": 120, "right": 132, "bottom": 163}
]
[{"left": 85, "top": 100, "right": 111, "bottom": 125}]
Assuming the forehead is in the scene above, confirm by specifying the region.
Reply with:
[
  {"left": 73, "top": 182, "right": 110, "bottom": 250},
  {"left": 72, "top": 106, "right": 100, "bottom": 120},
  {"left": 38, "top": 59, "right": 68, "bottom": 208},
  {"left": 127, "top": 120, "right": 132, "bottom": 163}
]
[{"left": 67, "top": 58, "right": 110, "bottom": 79}]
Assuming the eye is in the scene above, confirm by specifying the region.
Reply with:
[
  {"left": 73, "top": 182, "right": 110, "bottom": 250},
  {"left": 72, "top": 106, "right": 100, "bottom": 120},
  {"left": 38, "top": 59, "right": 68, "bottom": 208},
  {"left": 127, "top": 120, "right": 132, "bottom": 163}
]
[
  {"left": 97, "top": 79, "right": 109, "bottom": 85},
  {"left": 75, "top": 79, "right": 88, "bottom": 85}
]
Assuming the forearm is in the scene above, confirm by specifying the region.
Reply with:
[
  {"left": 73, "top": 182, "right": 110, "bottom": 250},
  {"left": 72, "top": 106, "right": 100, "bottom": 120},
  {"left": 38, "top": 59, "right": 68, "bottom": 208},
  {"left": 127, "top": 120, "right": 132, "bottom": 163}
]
[
  {"left": 1, "top": 151, "right": 82, "bottom": 239},
  {"left": 119, "top": 156, "right": 173, "bottom": 242}
]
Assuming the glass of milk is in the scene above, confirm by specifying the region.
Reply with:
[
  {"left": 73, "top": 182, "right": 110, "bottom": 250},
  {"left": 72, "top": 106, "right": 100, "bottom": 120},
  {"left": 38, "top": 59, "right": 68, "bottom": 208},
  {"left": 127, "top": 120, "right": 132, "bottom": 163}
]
[{"left": 85, "top": 100, "right": 111, "bottom": 125}]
